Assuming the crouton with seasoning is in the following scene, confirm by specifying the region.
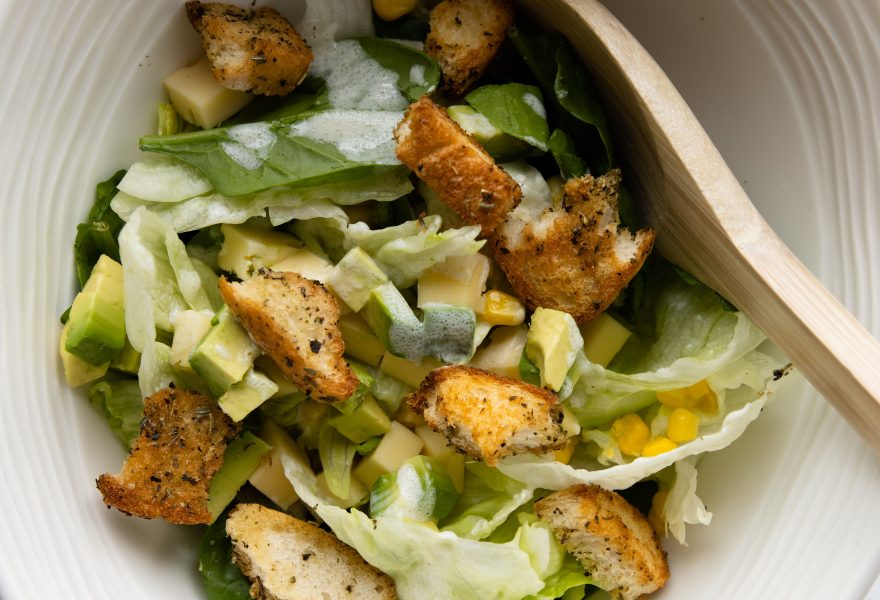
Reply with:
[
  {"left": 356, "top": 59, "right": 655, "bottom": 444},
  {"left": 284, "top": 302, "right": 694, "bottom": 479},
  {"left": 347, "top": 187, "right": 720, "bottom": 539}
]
[
  {"left": 96, "top": 387, "right": 240, "bottom": 525},
  {"left": 226, "top": 503, "right": 398, "bottom": 600},
  {"left": 407, "top": 365, "right": 566, "bottom": 466},
  {"left": 492, "top": 169, "right": 655, "bottom": 323},
  {"left": 535, "top": 484, "right": 670, "bottom": 600},
  {"left": 395, "top": 97, "right": 522, "bottom": 237},
  {"left": 425, "top": 0, "right": 515, "bottom": 97},
  {"left": 185, "top": 1, "right": 312, "bottom": 96},
  {"left": 219, "top": 269, "right": 359, "bottom": 403}
]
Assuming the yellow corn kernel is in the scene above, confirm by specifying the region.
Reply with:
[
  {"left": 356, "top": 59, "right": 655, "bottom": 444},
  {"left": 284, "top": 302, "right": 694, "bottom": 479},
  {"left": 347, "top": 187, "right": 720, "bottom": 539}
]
[
  {"left": 477, "top": 290, "right": 526, "bottom": 326},
  {"left": 611, "top": 413, "right": 650, "bottom": 457},
  {"left": 648, "top": 489, "right": 668, "bottom": 533},
  {"left": 667, "top": 408, "right": 700, "bottom": 443},
  {"left": 696, "top": 388, "right": 719, "bottom": 414},
  {"left": 372, "top": 0, "right": 417, "bottom": 21},
  {"left": 641, "top": 436, "right": 678, "bottom": 457},
  {"left": 655, "top": 387, "right": 696, "bottom": 409},
  {"left": 656, "top": 379, "right": 718, "bottom": 411},
  {"left": 552, "top": 438, "right": 578, "bottom": 464}
]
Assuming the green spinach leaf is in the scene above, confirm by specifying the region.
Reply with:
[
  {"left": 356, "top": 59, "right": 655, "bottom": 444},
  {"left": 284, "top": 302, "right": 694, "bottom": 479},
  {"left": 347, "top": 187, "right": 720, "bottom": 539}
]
[
  {"left": 198, "top": 512, "right": 251, "bottom": 600},
  {"left": 465, "top": 83, "right": 550, "bottom": 152},
  {"left": 356, "top": 37, "right": 440, "bottom": 101},
  {"left": 548, "top": 128, "right": 586, "bottom": 179},
  {"left": 74, "top": 170, "right": 126, "bottom": 288}
]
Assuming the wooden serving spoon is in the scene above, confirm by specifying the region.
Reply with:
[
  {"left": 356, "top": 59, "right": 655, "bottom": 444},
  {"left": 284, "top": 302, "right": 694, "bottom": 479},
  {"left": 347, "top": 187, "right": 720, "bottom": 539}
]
[{"left": 530, "top": 0, "right": 880, "bottom": 453}]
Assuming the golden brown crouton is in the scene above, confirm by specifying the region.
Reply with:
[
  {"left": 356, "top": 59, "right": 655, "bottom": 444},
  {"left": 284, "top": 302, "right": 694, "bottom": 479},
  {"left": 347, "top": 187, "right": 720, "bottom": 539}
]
[
  {"left": 407, "top": 365, "right": 566, "bottom": 465},
  {"left": 186, "top": 1, "right": 312, "bottom": 96},
  {"left": 218, "top": 269, "right": 359, "bottom": 403},
  {"left": 226, "top": 503, "right": 398, "bottom": 600},
  {"left": 96, "top": 388, "right": 240, "bottom": 525},
  {"left": 492, "top": 169, "right": 655, "bottom": 323},
  {"left": 425, "top": 0, "right": 515, "bottom": 97},
  {"left": 535, "top": 485, "right": 669, "bottom": 600},
  {"left": 395, "top": 97, "right": 521, "bottom": 237}
]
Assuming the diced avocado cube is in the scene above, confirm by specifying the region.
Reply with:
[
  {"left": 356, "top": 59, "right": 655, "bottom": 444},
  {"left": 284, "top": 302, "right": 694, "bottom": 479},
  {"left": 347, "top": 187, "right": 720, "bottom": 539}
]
[
  {"left": 422, "top": 305, "right": 476, "bottom": 364},
  {"left": 110, "top": 337, "right": 141, "bottom": 375},
  {"left": 447, "top": 105, "right": 531, "bottom": 162},
  {"left": 470, "top": 324, "right": 528, "bottom": 379},
  {"left": 59, "top": 322, "right": 109, "bottom": 387},
  {"left": 164, "top": 56, "right": 253, "bottom": 130},
  {"left": 170, "top": 309, "right": 213, "bottom": 371},
  {"left": 327, "top": 247, "right": 390, "bottom": 312},
  {"left": 85, "top": 254, "right": 124, "bottom": 287},
  {"left": 218, "top": 368, "right": 279, "bottom": 422},
  {"left": 254, "top": 355, "right": 300, "bottom": 398},
  {"left": 525, "top": 308, "right": 584, "bottom": 391},
  {"left": 217, "top": 223, "right": 302, "bottom": 280},
  {"left": 269, "top": 247, "right": 334, "bottom": 283},
  {"left": 339, "top": 313, "right": 386, "bottom": 367},
  {"left": 579, "top": 312, "right": 632, "bottom": 367},
  {"left": 189, "top": 306, "right": 261, "bottom": 397},
  {"left": 379, "top": 351, "right": 440, "bottom": 389},
  {"left": 248, "top": 419, "right": 307, "bottom": 510},
  {"left": 206, "top": 431, "right": 270, "bottom": 522},
  {"left": 417, "top": 253, "right": 490, "bottom": 311},
  {"left": 331, "top": 395, "right": 392, "bottom": 444},
  {"left": 65, "top": 288, "right": 126, "bottom": 366},
  {"left": 370, "top": 455, "right": 459, "bottom": 522},
  {"left": 353, "top": 421, "right": 424, "bottom": 488},
  {"left": 332, "top": 360, "right": 375, "bottom": 415},
  {"left": 360, "top": 282, "right": 424, "bottom": 362}
]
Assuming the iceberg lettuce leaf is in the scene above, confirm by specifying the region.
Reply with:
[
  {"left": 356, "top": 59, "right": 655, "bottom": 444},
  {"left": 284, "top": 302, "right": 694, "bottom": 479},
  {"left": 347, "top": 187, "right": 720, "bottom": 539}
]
[{"left": 663, "top": 457, "right": 712, "bottom": 545}]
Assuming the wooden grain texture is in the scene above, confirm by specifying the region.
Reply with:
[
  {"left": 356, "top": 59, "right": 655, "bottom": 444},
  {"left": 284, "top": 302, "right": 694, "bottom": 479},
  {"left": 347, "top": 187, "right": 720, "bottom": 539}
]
[{"left": 528, "top": 0, "right": 880, "bottom": 453}]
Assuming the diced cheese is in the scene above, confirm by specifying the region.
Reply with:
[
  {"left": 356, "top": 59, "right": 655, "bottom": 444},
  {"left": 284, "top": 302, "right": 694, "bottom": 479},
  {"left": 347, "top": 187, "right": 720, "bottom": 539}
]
[
  {"left": 353, "top": 421, "right": 424, "bottom": 488},
  {"left": 164, "top": 56, "right": 254, "bottom": 129}
]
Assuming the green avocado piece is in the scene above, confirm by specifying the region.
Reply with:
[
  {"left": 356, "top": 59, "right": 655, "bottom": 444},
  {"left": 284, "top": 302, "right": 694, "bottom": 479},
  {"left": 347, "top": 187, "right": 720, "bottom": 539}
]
[
  {"left": 360, "top": 281, "right": 424, "bottom": 362},
  {"left": 65, "top": 289, "right": 126, "bottom": 366},
  {"left": 525, "top": 308, "right": 584, "bottom": 391},
  {"left": 422, "top": 305, "right": 476, "bottom": 364},
  {"left": 189, "top": 306, "right": 260, "bottom": 397},
  {"left": 218, "top": 368, "right": 279, "bottom": 422},
  {"left": 330, "top": 395, "right": 392, "bottom": 444},
  {"left": 110, "top": 337, "right": 141, "bottom": 374},
  {"left": 447, "top": 105, "right": 532, "bottom": 162},
  {"left": 206, "top": 431, "right": 271, "bottom": 522}
]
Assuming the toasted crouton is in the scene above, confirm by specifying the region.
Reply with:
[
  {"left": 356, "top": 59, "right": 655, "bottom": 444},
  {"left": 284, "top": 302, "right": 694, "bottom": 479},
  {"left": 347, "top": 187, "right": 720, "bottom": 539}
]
[
  {"left": 425, "top": 0, "right": 514, "bottom": 97},
  {"left": 407, "top": 365, "right": 565, "bottom": 465},
  {"left": 185, "top": 1, "right": 312, "bottom": 96},
  {"left": 219, "top": 269, "right": 359, "bottom": 403},
  {"left": 226, "top": 503, "right": 398, "bottom": 600},
  {"left": 395, "top": 97, "right": 521, "bottom": 237},
  {"left": 492, "top": 169, "right": 655, "bottom": 323},
  {"left": 535, "top": 485, "right": 669, "bottom": 600},
  {"left": 96, "top": 388, "right": 240, "bottom": 525}
]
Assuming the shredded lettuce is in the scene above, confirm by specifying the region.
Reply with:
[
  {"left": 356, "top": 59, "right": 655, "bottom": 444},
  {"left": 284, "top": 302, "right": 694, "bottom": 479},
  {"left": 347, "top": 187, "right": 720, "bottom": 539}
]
[
  {"left": 87, "top": 379, "right": 143, "bottom": 447},
  {"left": 662, "top": 457, "right": 712, "bottom": 545},
  {"left": 116, "top": 155, "right": 212, "bottom": 203}
]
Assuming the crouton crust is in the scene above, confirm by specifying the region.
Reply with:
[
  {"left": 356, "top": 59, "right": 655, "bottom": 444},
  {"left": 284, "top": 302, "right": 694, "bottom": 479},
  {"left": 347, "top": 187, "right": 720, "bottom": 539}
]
[
  {"left": 425, "top": 0, "right": 515, "bottom": 97},
  {"left": 226, "top": 503, "right": 398, "bottom": 600},
  {"left": 185, "top": 1, "right": 312, "bottom": 96},
  {"left": 492, "top": 169, "right": 655, "bottom": 323},
  {"left": 218, "top": 269, "right": 359, "bottom": 403},
  {"left": 407, "top": 365, "right": 566, "bottom": 465},
  {"left": 535, "top": 485, "right": 669, "bottom": 600},
  {"left": 96, "top": 387, "right": 240, "bottom": 525},
  {"left": 395, "top": 97, "right": 522, "bottom": 237}
]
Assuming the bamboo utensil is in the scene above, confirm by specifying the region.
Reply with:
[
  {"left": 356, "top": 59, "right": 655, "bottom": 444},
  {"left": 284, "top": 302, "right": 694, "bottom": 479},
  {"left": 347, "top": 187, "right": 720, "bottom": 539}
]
[{"left": 532, "top": 0, "right": 880, "bottom": 453}]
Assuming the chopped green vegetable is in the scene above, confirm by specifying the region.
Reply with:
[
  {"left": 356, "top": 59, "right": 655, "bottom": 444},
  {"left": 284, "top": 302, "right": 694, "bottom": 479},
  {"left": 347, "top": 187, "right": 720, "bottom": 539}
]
[
  {"left": 198, "top": 511, "right": 251, "bottom": 600},
  {"left": 356, "top": 37, "right": 440, "bottom": 101},
  {"left": 87, "top": 379, "right": 143, "bottom": 447},
  {"left": 73, "top": 170, "right": 126, "bottom": 288}
]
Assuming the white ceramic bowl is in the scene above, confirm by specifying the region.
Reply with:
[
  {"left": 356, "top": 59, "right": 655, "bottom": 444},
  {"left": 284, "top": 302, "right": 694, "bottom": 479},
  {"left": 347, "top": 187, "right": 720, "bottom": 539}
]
[{"left": 0, "top": 0, "right": 878, "bottom": 598}]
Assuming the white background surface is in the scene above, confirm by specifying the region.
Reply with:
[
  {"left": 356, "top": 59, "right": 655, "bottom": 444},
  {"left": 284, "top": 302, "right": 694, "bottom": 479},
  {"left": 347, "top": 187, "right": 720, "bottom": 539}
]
[{"left": 0, "top": 0, "right": 878, "bottom": 598}]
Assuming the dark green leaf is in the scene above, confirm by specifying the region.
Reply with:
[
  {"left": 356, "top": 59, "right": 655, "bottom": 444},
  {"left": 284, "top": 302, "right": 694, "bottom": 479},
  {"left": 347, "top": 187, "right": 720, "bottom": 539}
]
[
  {"left": 465, "top": 83, "right": 550, "bottom": 152},
  {"left": 74, "top": 170, "right": 126, "bottom": 288},
  {"left": 356, "top": 38, "right": 441, "bottom": 101},
  {"left": 223, "top": 76, "right": 329, "bottom": 126},
  {"left": 198, "top": 513, "right": 251, "bottom": 600},
  {"left": 518, "top": 351, "right": 542, "bottom": 386},
  {"left": 548, "top": 129, "right": 586, "bottom": 179},
  {"left": 355, "top": 436, "right": 382, "bottom": 455},
  {"left": 59, "top": 305, "right": 71, "bottom": 325}
]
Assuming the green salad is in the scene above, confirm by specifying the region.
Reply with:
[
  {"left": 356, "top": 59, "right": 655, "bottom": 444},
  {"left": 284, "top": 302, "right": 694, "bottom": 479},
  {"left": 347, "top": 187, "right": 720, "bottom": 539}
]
[{"left": 58, "top": 1, "right": 789, "bottom": 599}]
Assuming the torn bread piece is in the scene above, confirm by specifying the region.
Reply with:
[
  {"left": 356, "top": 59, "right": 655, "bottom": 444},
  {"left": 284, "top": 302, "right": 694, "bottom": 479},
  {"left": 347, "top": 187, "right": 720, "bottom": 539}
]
[
  {"left": 219, "top": 269, "right": 359, "bottom": 403},
  {"left": 97, "top": 388, "right": 240, "bottom": 525},
  {"left": 395, "top": 97, "right": 521, "bottom": 237},
  {"left": 407, "top": 365, "right": 565, "bottom": 466},
  {"left": 492, "top": 169, "right": 655, "bottom": 323},
  {"left": 535, "top": 484, "right": 669, "bottom": 600},
  {"left": 226, "top": 503, "right": 398, "bottom": 600},
  {"left": 185, "top": 1, "right": 313, "bottom": 96},
  {"left": 425, "top": 0, "right": 515, "bottom": 97}
]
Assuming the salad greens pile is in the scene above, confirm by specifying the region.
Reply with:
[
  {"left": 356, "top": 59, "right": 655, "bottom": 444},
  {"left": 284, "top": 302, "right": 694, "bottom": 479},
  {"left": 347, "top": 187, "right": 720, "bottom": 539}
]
[{"left": 59, "top": 2, "right": 790, "bottom": 599}]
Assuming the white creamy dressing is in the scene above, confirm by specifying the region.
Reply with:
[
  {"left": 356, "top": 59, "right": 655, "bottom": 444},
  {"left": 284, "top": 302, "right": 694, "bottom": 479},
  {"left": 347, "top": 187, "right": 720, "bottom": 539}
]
[
  {"left": 310, "top": 39, "right": 409, "bottom": 111},
  {"left": 288, "top": 110, "right": 403, "bottom": 164},
  {"left": 522, "top": 92, "right": 547, "bottom": 119},
  {"left": 409, "top": 64, "right": 427, "bottom": 88},
  {"left": 381, "top": 462, "right": 436, "bottom": 521},
  {"left": 221, "top": 123, "right": 276, "bottom": 171}
]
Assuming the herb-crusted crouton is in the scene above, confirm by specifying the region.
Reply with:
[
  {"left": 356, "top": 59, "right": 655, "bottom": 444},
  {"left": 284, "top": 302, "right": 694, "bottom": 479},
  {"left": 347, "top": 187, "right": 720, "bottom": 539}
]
[
  {"left": 407, "top": 365, "right": 566, "bottom": 465},
  {"left": 218, "top": 269, "right": 359, "bottom": 403},
  {"left": 96, "top": 387, "right": 240, "bottom": 525},
  {"left": 425, "top": 0, "right": 515, "bottom": 97},
  {"left": 535, "top": 485, "right": 669, "bottom": 600},
  {"left": 185, "top": 1, "right": 313, "bottom": 96},
  {"left": 492, "top": 169, "right": 655, "bottom": 323},
  {"left": 226, "top": 503, "right": 398, "bottom": 600},
  {"left": 395, "top": 97, "right": 522, "bottom": 237}
]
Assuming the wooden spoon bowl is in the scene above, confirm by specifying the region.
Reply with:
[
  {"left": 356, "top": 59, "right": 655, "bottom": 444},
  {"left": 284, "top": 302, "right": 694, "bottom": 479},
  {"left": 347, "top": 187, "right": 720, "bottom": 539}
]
[{"left": 527, "top": 0, "right": 880, "bottom": 453}]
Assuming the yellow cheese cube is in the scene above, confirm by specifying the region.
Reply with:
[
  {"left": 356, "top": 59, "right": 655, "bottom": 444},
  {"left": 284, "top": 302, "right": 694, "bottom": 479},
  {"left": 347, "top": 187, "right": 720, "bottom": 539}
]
[
  {"left": 417, "top": 254, "right": 490, "bottom": 311},
  {"left": 247, "top": 420, "right": 307, "bottom": 510},
  {"left": 579, "top": 312, "right": 632, "bottom": 367},
  {"left": 217, "top": 223, "right": 302, "bottom": 280},
  {"left": 269, "top": 248, "right": 334, "bottom": 283},
  {"left": 339, "top": 314, "right": 386, "bottom": 367},
  {"left": 379, "top": 351, "right": 441, "bottom": 389},
  {"left": 353, "top": 421, "right": 424, "bottom": 488},
  {"left": 469, "top": 325, "right": 528, "bottom": 379},
  {"left": 164, "top": 56, "right": 253, "bottom": 129}
]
